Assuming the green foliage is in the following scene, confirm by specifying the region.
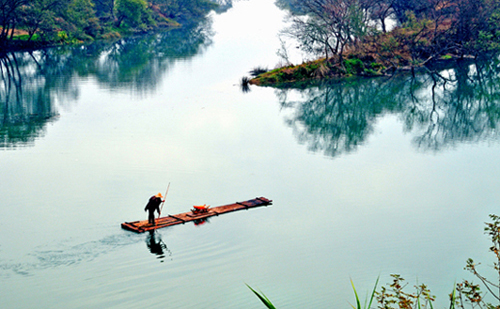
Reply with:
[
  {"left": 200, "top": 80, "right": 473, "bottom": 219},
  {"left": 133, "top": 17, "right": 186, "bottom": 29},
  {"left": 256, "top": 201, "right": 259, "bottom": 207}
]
[
  {"left": 58, "top": 31, "right": 68, "bottom": 42},
  {"left": 115, "top": 0, "right": 149, "bottom": 28},
  {"left": 458, "top": 214, "right": 500, "bottom": 308},
  {"left": 351, "top": 277, "right": 379, "bottom": 309},
  {"left": 376, "top": 275, "right": 436, "bottom": 309},
  {"left": 344, "top": 58, "right": 364, "bottom": 75},
  {"left": 474, "top": 12, "right": 500, "bottom": 53},
  {"left": 370, "top": 62, "right": 385, "bottom": 71},
  {"left": 14, "top": 33, "right": 41, "bottom": 42},
  {"left": 251, "top": 56, "right": 389, "bottom": 85},
  {"left": 17, "top": 0, "right": 59, "bottom": 42},
  {"left": 347, "top": 1, "right": 369, "bottom": 41},
  {"left": 379, "top": 35, "right": 399, "bottom": 54},
  {"left": 152, "top": 0, "right": 217, "bottom": 25},
  {"left": 66, "top": 0, "right": 99, "bottom": 39},
  {"left": 246, "top": 284, "right": 277, "bottom": 309},
  {"left": 1, "top": 0, "right": 216, "bottom": 49}
]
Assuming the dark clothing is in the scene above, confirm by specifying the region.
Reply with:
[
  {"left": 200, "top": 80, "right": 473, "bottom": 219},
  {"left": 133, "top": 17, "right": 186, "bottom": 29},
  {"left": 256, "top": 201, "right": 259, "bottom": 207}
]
[{"left": 145, "top": 196, "right": 162, "bottom": 224}]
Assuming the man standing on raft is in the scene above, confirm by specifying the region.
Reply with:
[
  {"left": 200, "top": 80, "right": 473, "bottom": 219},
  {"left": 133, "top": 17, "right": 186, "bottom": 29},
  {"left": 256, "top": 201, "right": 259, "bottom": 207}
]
[{"left": 145, "top": 193, "right": 164, "bottom": 225}]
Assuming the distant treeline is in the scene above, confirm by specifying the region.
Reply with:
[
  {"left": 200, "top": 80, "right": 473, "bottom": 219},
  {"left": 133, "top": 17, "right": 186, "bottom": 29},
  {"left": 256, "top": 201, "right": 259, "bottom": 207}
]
[{"left": 0, "top": 0, "right": 219, "bottom": 50}]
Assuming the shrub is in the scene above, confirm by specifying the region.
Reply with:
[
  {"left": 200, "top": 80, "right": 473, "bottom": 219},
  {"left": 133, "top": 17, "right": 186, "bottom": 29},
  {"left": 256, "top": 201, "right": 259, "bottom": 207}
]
[{"left": 344, "top": 58, "right": 364, "bottom": 75}]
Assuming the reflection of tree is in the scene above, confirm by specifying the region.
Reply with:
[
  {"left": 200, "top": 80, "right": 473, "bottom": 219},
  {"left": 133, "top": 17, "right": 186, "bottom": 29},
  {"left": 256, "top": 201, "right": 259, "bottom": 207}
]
[
  {"left": 404, "top": 60, "right": 500, "bottom": 151},
  {"left": 212, "top": 0, "right": 233, "bottom": 14},
  {"left": 277, "top": 77, "right": 403, "bottom": 157},
  {"left": 277, "top": 59, "right": 500, "bottom": 157},
  {"left": 93, "top": 18, "right": 213, "bottom": 93},
  {"left": 0, "top": 18, "right": 214, "bottom": 148},
  {"left": 274, "top": 0, "right": 306, "bottom": 15},
  {"left": 0, "top": 52, "right": 60, "bottom": 148}
]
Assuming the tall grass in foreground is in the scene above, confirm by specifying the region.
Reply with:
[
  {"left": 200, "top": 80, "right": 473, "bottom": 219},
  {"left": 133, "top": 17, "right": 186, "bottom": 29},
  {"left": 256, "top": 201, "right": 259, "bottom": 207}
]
[
  {"left": 248, "top": 277, "right": 453, "bottom": 309},
  {"left": 247, "top": 279, "right": 469, "bottom": 309},
  {"left": 247, "top": 214, "right": 500, "bottom": 309},
  {"left": 246, "top": 284, "right": 276, "bottom": 309},
  {"left": 351, "top": 277, "right": 379, "bottom": 309}
]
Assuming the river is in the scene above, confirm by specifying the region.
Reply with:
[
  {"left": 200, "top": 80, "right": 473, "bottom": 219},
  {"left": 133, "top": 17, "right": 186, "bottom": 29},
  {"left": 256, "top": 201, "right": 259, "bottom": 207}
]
[{"left": 2, "top": 0, "right": 500, "bottom": 308}]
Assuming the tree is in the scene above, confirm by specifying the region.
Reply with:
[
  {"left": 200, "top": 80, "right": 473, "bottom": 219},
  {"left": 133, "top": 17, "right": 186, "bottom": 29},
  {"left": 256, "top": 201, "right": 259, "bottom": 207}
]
[
  {"left": 153, "top": 0, "right": 217, "bottom": 25},
  {"left": 282, "top": 0, "right": 374, "bottom": 63},
  {"left": 115, "top": 0, "right": 149, "bottom": 28},
  {"left": 368, "top": 0, "right": 396, "bottom": 33},
  {"left": 0, "top": 0, "right": 27, "bottom": 43},
  {"left": 448, "top": 0, "right": 500, "bottom": 55},
  {"left": 391, "top": 0, "right": 432, "bottom": 24},
  {"left": 17, "top": 0, "right": 66, "bottom": 42},
  {"left": 65, "top": 0, "right": 99, "bottom": 39},
  {"left": 93, "top": 0, "right": 114, "bottom": 20}
]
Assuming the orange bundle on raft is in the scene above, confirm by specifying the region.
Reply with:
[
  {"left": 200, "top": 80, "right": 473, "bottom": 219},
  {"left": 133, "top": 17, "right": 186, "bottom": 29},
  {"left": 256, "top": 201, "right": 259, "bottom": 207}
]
[{"left": 191, "top": 204, "right": 210, "bottom": 214}]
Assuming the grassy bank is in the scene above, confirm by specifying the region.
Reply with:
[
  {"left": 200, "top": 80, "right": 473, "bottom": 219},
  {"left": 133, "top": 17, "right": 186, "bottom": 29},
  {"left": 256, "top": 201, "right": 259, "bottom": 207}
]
[{"left": 249, "top": 56, "right": 389, "bottom": 86}]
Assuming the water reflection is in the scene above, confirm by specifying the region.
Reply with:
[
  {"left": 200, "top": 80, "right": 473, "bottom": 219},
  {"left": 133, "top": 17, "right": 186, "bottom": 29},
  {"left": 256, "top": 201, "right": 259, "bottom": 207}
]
[
  {"left": 0, "top": 19, "right": 214, "bottom": 149},
  {"left": 193, "top": 218, "right": 210, "bottom": 226},
  {"left": 276, "top": 58, "right": 500, "bottom": 157},
  {"left": 0, "top": 52, "right": 60, "bottom": 148},
  {"left": 146, "top": 230, "right": 172, "bottom": 262},
  {"left": 213, "top": 0, "right": 234, "bottom": 13},
  {"left": 92, "top": 18, "right": 214, "bottom": 93}
]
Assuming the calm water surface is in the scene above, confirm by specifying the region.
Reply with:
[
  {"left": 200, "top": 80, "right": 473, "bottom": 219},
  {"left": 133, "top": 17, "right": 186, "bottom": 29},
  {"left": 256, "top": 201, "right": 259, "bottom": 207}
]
[{"left": 2, "top": 0, "right": 500, "bottom": 308}]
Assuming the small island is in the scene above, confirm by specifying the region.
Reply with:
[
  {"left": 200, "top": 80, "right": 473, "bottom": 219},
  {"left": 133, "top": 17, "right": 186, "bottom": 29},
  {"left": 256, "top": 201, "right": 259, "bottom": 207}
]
[{"left": 249, "top": 0, "right": 500, "bottom": 86}]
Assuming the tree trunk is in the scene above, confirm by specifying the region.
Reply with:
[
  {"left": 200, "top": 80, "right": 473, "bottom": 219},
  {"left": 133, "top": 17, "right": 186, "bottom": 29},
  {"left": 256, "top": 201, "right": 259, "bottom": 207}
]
[{"left": 9, "top": 21, "right": 16, "bottom": 40}]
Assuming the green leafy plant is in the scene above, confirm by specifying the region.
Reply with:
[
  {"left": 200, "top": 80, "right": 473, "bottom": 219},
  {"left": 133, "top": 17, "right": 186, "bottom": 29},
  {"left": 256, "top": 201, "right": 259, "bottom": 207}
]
[
  {"left": 344, "top": 58, "right": 364, "bottom": 75},
  {"left": 455, "top": 214, "right": 500, "bottom": 308},
  {"left": 375, "top": 274, "right": 435, "bottom": 309}
]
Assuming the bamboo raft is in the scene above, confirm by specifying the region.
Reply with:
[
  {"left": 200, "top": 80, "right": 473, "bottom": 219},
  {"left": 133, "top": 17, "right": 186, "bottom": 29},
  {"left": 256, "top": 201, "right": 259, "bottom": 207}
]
[{"left": 121, "top": 197, "right": 272, "bottom": 233}]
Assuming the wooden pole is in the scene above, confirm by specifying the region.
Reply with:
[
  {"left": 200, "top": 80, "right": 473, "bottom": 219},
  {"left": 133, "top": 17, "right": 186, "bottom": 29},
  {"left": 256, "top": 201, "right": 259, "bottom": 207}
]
[{"left": 158, "top": 182, "right": 170, "bottom": 219}]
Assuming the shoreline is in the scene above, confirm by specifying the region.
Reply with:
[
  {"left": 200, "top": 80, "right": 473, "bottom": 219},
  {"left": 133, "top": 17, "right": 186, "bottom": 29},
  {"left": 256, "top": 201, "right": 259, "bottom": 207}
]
[
  {"left": 0, "top": 23, "right": 181, "bottom": 54},
  {"left": 248, "top": 53, "right": 479, "bottom": 87}
]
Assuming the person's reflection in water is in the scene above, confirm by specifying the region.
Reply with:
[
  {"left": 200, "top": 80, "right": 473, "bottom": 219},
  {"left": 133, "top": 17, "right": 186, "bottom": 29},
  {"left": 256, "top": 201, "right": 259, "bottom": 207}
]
[{"left": 146, "top": 230, "right": 172, "bottom": 262}]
